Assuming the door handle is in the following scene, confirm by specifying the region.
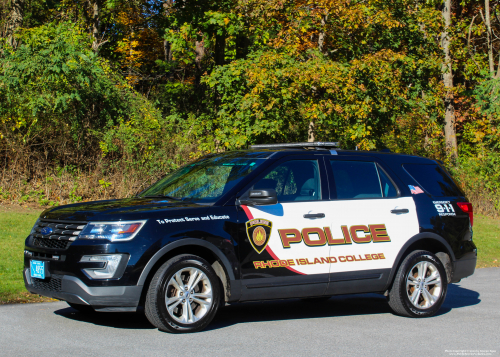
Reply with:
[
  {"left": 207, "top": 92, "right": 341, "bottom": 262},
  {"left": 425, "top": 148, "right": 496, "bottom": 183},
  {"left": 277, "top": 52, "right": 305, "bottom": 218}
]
[
  {"left": 303, "top": 213, "right": 325, "bottom": 219},
  {"left": 391, "top": 209, "right": 409, "bottom": 214}
]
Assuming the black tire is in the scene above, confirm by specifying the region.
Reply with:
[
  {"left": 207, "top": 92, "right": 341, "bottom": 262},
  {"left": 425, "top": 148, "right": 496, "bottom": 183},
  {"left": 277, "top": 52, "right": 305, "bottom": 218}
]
[
  {"left": 387, "top": 250, "right": 448, "bottom": 318},
  {"left": 67, "top": 302, "right": 95, "bottom": 314},
  {"left": 145, "top": 254, "right": 221, "bottom": 333}
]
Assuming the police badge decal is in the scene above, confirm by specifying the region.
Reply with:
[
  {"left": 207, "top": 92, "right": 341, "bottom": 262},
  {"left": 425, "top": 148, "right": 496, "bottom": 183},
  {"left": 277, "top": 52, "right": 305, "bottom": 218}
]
[{"left": 246, "top": 218, "right": 272, "bottom": 254}]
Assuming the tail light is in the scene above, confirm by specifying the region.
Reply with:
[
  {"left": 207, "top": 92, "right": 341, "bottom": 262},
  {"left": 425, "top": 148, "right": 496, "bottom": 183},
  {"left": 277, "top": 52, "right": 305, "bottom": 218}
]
[{"left": 457, "top": 202, "right": 473, "bottom": 227}]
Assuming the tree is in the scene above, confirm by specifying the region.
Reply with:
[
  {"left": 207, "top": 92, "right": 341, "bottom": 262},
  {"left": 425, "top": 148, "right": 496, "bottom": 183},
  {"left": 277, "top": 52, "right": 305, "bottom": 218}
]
[
  {"left": 0, "top": 21, "right": 163, "bottom": 167},
  {"left": 2, "top": 0, "right": 24, "bottom": 49},
  {"left": 442, "top": 0, "right": 458, "bottom": 159},
  {"left": 189, "top": 0, "right": 441, "bottom": 150}
]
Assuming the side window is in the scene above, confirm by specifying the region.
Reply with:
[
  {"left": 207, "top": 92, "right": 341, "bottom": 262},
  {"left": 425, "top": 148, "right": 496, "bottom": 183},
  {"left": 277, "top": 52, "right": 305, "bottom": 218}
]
[
  {"left": 330, "top": 160, "right": 397, "bottom": 199},
  {"left": 403, "top": 163, "right": 463, "bottom": 197},
  {"left": 253, "top": 160, "right": 321, "bottom": 202}
]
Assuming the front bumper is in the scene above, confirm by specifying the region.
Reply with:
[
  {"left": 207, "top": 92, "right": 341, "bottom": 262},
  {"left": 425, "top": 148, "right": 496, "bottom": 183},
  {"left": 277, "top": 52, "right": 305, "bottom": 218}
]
[{"left": 24, "top": 269, "right": 143, "bottom": 312}]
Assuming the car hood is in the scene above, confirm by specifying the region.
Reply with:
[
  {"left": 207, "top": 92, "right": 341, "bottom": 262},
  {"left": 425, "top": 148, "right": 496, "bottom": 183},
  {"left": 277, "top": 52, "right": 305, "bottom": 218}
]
[{"left": 40, "top": 198, "right": 210, "bottom": 221}]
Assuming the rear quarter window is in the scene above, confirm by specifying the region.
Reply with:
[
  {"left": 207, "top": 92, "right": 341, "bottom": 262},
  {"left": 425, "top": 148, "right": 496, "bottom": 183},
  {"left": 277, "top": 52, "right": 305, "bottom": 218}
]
[{"left": 403, "top": 163, "right": 463, "bottom": 197}]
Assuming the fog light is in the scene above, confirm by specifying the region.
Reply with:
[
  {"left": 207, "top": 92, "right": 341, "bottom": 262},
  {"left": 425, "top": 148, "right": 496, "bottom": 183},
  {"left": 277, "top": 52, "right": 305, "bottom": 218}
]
[{"left": 80, "top": 255, "right": 123, "bottom": 279}]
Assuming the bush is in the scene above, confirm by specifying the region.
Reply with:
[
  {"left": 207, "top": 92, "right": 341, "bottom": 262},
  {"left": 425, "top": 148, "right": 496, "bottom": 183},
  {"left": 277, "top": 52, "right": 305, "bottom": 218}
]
[
  {"left": 450, "top": 152, "right": 500, "bottom": 217},
  {"left": 0, "top": 21, "right": 199, "bottom": 204}
]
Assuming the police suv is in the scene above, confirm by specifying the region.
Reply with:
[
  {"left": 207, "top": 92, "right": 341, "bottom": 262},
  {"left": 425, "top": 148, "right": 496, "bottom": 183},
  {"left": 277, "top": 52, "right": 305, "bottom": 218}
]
[{"left": 24, "top": 142, "right": 477, "bottom": 333}]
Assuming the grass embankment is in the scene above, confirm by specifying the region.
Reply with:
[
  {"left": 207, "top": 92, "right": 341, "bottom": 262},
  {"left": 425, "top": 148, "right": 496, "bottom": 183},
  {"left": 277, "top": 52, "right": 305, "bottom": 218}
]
[
  {"left": 0, "top": 206, "right": 498, "bottom": 304},
  {"left": 0, "top": 206, "right": 56, "bottom": 304},
  {"left": 474, "top": 215, "right": 500, "bottom": 268}
]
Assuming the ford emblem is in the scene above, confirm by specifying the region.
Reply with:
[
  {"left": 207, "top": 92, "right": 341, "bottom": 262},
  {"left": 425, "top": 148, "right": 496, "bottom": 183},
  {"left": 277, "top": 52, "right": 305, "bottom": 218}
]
[{"left": 40, "top": 227, "right": 53, "bottom": 236}]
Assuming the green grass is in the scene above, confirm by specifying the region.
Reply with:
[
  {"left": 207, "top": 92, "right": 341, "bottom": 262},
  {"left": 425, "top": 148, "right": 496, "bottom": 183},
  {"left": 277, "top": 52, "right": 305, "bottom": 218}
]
[
  {"left": 0, "top": 207, "right": 55, "bottom": 304},
  {"left": 0, "top": 207, "right": 498, "bottom": 304},
  {"left": 474, "top": 215, "right": 500, "bottom": 268}
]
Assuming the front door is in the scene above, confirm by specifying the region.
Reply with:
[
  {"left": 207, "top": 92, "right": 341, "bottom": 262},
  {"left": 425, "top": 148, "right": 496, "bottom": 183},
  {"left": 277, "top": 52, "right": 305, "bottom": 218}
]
[{"left": 238, "top": 156, "right": 332, "bottom": 300}]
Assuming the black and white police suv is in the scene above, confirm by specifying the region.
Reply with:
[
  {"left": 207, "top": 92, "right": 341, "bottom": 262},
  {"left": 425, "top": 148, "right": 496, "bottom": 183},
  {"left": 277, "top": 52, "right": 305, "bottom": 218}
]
[{"left": 24, "top": 142, "right": 477, "bottom": 333}]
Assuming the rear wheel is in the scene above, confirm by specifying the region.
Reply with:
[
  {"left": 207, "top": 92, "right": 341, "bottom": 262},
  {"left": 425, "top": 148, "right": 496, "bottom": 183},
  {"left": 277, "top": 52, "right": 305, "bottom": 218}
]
[
  {"left": 145, "top": 254, "right": 221, "bottom": 333},
  {"left": 387, "top": 250, "right": 448, "bottom": 318}
]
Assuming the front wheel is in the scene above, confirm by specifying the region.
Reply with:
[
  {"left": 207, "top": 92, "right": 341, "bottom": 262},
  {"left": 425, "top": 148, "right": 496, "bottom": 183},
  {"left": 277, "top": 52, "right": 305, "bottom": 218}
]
[
  {"left": 145, "top": 254, "right": 221, "bottom": 333},
  {"left": 387, "top": 250, "right": 448, "bottom": 318}
]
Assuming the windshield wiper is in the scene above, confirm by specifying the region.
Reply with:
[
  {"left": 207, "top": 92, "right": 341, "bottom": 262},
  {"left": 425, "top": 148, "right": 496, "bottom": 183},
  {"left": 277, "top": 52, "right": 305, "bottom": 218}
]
[{"left": 142, "top": 194, "right": 182, "bottom": 201}]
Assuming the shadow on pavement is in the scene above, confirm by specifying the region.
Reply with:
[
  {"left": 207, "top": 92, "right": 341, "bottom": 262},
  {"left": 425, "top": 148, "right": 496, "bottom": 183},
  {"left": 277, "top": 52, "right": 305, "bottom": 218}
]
[
  {"left": 54, "top": 307, "right": 154, "bottom": 330},
  {"left": 436, "top": 283, "right": 481, "bottom": 315},
  {"left": 53, "top": 283, "right": 481, "bottom": 331},
  {"left": 209, "top": 283, "right": 481, "bottom": 330},
  {"left": 207, "top": 293, "right": 390, "bottom": 331}
]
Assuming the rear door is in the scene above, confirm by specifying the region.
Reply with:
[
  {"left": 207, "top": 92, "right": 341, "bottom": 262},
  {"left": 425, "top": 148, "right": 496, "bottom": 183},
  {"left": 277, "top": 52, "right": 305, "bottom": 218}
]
[
  {"left": 324, "top": 156, "right": 420, "bottom": 294},
  {"left": 238, "top": 155, "right": 333, "bottom": 300}
]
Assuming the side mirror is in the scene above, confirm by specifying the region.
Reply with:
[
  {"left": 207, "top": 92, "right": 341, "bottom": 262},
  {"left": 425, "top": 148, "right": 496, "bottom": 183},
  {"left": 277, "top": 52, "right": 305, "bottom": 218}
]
[{"left": 238, "top": 189, "right": 278, "bottom": 206}]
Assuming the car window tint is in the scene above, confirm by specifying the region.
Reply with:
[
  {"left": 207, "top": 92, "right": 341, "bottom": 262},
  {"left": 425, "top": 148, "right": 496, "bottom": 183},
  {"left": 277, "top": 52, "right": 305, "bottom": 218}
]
[
  {"left": 253, "top": 160, "right": 321, "bottom": 202},
  {"left": 378, "top": 167, "right": 398, "bottom": 198},
  {"left": 330, "top": 161, "right": 382, "bottom": 199},
  {"left": 141, "top": 157, "right": 264, "bottom": 203},
  {"left": 403, "top": 164, "right": 463, "bottom": 197}
]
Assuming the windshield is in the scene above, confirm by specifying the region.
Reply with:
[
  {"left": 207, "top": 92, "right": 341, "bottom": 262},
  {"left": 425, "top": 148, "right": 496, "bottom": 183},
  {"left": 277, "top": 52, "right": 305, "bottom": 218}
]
[{"left": 139, "top": 156, "right": 265, "bottom": 203}]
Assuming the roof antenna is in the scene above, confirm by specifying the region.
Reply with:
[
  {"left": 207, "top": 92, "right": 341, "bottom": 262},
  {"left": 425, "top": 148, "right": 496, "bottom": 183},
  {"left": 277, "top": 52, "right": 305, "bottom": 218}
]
[{"left": 355, "top": 146, "right": 358, "bottom": 151}]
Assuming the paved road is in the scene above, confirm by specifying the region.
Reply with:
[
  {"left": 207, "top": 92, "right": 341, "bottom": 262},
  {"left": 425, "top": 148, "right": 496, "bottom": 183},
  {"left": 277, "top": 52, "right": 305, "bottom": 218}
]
[{"left": 1, "top": 268, "right": 499, "bottom": 357}]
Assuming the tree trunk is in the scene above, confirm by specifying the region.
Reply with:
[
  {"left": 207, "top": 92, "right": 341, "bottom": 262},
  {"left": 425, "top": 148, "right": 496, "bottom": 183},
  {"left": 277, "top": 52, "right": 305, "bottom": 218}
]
[
  {"left": 484, "top": 0, "right": 495, "bottom": 77},
  {"left": 308, "top": 121, "right": 315, "bottom": 142},
  {"left": 441, "top": 0, "right": 458, "bottom": 159},
  {"left": 214, "top": 34, "right": 225, "bottom": 66},
  {"left": 4, "top": 0, "right": 24, "bottom": 49},
  {"left": 195, "top": 39, "right": 205, "bottom": 68},
  {"left": 193, "top": 37, "right": 206, "bottom": 85},
  {"left": 318, "top": 14, "right": 328, "bottom": 53},
  {"left": 164, "top": 40, "right": 172, "bottom": 61},
  {"left": 163, "top": 0, "right": 173, "bottom": 62},
  {"left": 91, "top": 0, "right": 100, "bottom": 53},
  {"left": 236, "top": 35, "right": 250, "bottom": 59},
  {"left": 482, "top": 0, "right": 500, "bottom": 78},
  {"left": 308, "top": 14, "right": 329, "bottom": 143}
]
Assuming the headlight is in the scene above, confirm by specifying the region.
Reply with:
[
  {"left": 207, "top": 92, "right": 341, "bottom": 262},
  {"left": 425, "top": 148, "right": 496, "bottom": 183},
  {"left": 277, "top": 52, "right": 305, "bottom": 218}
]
[
  {"left": 80, "top": 254, "right": 125, "bottom": 279},
  {"left": 78, "top": 220, "right": 147, "bottom": 241}
]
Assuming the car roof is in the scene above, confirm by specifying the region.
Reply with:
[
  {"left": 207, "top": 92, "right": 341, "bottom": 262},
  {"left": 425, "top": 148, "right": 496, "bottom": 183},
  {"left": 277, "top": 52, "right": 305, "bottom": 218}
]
[{"left": 208, "top": 147, "right": 436, "bottom": 165}]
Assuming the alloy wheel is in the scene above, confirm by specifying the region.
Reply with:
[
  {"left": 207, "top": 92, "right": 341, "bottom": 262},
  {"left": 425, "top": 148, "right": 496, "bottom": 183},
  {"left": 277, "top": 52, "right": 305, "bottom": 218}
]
[
  {"left": 165, "top": 267, "right": 213, "bottom": 324},
  {"left": 406, "top": 261, "right": 442, "bottom": 309}
]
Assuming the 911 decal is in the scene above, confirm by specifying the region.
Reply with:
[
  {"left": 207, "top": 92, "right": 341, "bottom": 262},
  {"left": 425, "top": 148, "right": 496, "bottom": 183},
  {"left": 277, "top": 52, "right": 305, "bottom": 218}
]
[
  {"left": 433, "top": 201, "right": 456, "bottom": 216},
  {"left": 278, "top": 224, "right": 390, "bottom": 248}
]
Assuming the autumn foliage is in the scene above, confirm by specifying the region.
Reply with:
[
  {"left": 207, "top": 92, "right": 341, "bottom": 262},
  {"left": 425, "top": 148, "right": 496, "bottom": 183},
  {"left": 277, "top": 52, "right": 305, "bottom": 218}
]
[{"left": 1, "top": 0, "right": 500, "bottom": 214}]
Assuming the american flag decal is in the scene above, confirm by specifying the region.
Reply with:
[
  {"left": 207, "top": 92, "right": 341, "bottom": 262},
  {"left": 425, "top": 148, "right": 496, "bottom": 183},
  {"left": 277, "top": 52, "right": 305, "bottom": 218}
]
[{"left": 408, "top": 185, "right": 424, "bottom": 194}]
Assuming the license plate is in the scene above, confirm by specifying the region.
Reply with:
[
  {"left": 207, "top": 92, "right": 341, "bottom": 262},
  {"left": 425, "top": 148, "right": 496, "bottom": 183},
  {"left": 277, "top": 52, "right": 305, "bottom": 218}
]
[{"left": 30, "top": 260, "right": 45, "bottom": 279}]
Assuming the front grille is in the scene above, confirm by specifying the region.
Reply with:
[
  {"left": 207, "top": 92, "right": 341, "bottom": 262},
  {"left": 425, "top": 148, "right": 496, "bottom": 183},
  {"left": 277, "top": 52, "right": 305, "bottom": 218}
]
[
  {"left": 32, "top": 274, "right": 63, "bottom": 292},
  {"left": 32, "top": 238, "right": 71, "bottom": 250},
  {"left": 30, "top": 219, "right": 87, "bottom": 250}
]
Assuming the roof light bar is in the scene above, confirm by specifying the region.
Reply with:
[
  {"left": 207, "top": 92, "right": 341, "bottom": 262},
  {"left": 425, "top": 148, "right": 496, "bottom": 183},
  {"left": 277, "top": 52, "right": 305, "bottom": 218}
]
[{"left": 250, "top": 142, "right": 341, "bottom": 150}]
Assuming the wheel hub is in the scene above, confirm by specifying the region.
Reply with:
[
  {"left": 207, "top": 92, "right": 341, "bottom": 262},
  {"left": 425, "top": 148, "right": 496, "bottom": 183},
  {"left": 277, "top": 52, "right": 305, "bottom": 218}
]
[
  {"left": 406, "top": 260, "right": 442, "bottom": 310},
  {"left": 164, "top": 267, "right": 213, "bottom": 324}
]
